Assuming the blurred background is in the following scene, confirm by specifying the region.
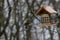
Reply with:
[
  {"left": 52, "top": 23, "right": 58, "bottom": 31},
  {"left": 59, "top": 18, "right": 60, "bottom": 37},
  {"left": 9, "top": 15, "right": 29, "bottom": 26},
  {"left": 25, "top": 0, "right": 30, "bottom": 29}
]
[{"left": 0, "top": 0, "right": 60, "bottom": 40}]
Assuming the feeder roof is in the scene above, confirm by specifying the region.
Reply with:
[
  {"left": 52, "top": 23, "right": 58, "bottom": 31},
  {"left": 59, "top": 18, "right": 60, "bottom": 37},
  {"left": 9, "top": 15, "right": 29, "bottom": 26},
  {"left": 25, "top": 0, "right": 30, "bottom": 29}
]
[{"left": 36, "top": 6, "right": 57, "bottom": 15}]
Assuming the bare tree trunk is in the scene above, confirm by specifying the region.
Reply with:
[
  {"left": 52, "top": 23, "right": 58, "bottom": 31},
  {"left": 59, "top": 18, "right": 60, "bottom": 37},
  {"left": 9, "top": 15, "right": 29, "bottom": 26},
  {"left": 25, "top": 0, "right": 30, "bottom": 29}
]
[
  {"left": 48, "top": 27, "right": 53, "bottom": 40},
  {"left": 10, "top": 25, "right": 14, "bottom": 40},
  {"left": 57, "top": 18, "right": 60, "bottom": 40},
  {"left": 15, "top": 22, "right": 20, "bottom": 40},
  {"left": 10, "top": 32, "right": 13, "bottom": 40},
  {"left": 0, "top": 0, "right": 11, "bottom": 36},
  {"left": 57, "top": 26, "right": 60, "bottom": 40},
  {"left": 58, "top": 27, "right": 60, "bottom": 40},
  {"left": 26, "top": 25, "right": 31, "bottom": 40},
  {"left": 34, "top": 27, "right": 39, "bottom": 40},
  {"left": 13, "top": 0, "right": 20, "bottom": 40},
  {"left": 43, "top": 27, "right": 45, "bottom": 40},
  {"left": 13, "top": 35, "right": 15, "bottom": 40},
  {"left": 4, "top": 32, "right": 8, "bottom": 40},
  {"left": 58, "top": 32, "right": 60, "bottom": 40},
  {"left": 0, "top": 0, "right": 4, "bottom": 36},
  {"left": 16, "top": 26, "right": 20, "bottom": 40}
]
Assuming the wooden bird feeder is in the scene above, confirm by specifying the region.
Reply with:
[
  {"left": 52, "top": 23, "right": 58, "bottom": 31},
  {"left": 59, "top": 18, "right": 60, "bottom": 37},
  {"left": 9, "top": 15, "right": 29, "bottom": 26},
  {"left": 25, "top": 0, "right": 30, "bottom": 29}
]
[{"left": 36, "top": 6, "right": 58, "bottom": 26}]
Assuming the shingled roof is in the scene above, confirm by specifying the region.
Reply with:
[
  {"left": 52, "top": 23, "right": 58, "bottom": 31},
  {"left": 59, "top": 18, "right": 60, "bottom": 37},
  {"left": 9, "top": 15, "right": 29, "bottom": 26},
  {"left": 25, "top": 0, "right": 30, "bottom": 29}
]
[{"left": 36, "top": 6, "right": 57, "bottom": 15}]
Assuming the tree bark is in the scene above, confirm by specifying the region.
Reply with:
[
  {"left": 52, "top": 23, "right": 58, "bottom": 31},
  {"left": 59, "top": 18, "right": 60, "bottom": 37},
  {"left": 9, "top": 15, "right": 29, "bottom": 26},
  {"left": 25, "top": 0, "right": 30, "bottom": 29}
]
[
  {"left": 25, "top": 23, "right": 32, "bottom": 40},
  {"left": 0, "top": 0, "right": 11, "bottom": 36},
  {"left": 48, "top": 26, "right": 53, "bottom": 40},
  {"left": 58, "top": 32, "right": 60, "bottom": 40},
  {"left": 4, "top": 32, "right": 8, "bottom": 40}
]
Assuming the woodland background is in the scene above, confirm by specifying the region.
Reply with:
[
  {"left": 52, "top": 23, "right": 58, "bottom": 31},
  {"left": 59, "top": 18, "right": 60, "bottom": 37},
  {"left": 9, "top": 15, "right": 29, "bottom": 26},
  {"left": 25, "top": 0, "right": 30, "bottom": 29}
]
[{"left": 0, "top": 0, "right": 60, "bottom": 40}]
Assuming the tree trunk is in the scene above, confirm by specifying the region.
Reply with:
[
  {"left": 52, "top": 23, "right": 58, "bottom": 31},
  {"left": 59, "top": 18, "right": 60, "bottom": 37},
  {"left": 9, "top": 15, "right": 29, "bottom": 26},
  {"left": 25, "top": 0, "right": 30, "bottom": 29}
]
[
  {"left": 58, "top": 33, "right": 60, "bottom": 40},
  {"left": 43, "top": 27, "right": 45, "bottom": 40},
  {"left": 4, "top": 32, "right": 8, "bottom": 40},
  {"left": 26, "top": 25, "right": 31, "bottom": 40},
  {"left": 34, "top": 27, "right": 39, "bottom": 40},
  {"left": 15, "top": 23, "right": 20, "bottom": 40},
  {"left": 58, "top": 27, "right": 60, "bottom": 40},
  {"left": 48, "top": 27, "right": 53, "bottom": 40},
  {"left": 57, "top": 19, "right": 60, "bottom": 40}
]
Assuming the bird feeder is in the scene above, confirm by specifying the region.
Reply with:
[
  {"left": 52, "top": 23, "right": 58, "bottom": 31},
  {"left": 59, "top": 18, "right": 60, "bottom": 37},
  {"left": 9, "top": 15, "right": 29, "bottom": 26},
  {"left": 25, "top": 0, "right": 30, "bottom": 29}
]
[{"left": 36, "top": 6, "right": 58, "bottom": 26}]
